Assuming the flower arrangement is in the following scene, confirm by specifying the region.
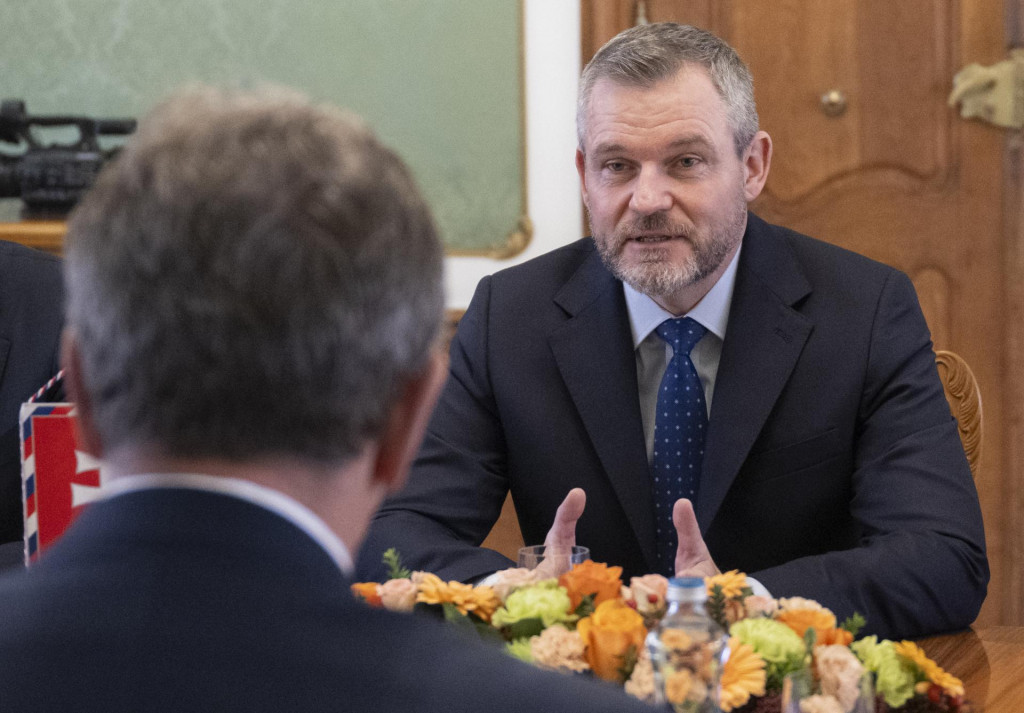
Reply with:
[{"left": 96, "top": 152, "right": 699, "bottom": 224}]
[{"left": 352, "top": 551, "right": 967, "bottom": 713}]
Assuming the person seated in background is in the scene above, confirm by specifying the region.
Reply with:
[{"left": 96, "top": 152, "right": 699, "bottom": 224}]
[
  {"left": 357, "top": 22, "right": 988, "bottom": 640},
  {"left": 0, "top": 240, "right": 63, "bottom": 570},
  {"left": 0, "top": 85, "right": 656, "bottom": 713}
]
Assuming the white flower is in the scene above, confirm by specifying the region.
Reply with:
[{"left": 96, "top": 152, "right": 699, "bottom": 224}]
[
  {"left": 798, "top": 694, "right": 844, "bottom": 713},
  {"left": 624, "top": 646, "right": 656, "bottom": 702},
  {"left": 744, "top": 595, "right": 778, "bottom": 618},
  {"left": 815, "top": 644, "right": 866, "bottom": 712},
  {"left": 379, "top": 578, "right": 418, "bottom": 612},
  {"left": 529, "top": 625, "right": 589, "bottom": 673},
  {"left": 778, "top": 597, "right": 828, "bottom": 612},
  {"left": 624, "top": 574, "right": 669, "bottom": 615}
]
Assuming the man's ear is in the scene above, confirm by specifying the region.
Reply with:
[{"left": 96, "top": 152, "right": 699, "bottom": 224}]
[
  {"left": 576, "top": 148, "right": 591, "bottom": 211},
  {"left": 742, "top": 130, "right": 773, "bottom": 202},
  {"left": 370, "top": 347, "right": 448, "bottom": 493},
  {"left": 61, "top": 329, "right": 103, "bottom": 458}
]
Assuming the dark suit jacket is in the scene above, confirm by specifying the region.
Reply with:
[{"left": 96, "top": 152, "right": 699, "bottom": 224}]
[
  {"left": 359, "top": 214, "right": 988, "bottom": 639},
  {"left": 0, "top": 241, "right": 63, "bottom": 551},
  {"left": 0, "top": 488, "right": 655, "bottom": 713}
]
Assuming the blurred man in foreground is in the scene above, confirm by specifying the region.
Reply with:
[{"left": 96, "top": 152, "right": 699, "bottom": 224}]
[{"left": 0, "top": 85, "right": 655, "bottom": 713}]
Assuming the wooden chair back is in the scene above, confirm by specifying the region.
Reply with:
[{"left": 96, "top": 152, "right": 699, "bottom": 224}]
[{"left": 935, "top": 349, "right": 983, "bottom": 480}]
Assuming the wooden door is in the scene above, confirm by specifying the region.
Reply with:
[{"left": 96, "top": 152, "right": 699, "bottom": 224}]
[{"left": 583, "top": 0, "right": 1024, "bottom": 627}]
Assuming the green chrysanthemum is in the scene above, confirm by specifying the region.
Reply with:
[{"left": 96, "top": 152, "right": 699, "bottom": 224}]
[
  {"left": 851, "top": 636, "right": 916, "bottom": 708},
  {"left": 729, "top": 617, "right": 807, "bottom": 689},
  {"left": 491, "top": 580, "right": 573, "bottom": 628},
  {"left": 505, "top": 637, "right": 534, "bottom": 663}
]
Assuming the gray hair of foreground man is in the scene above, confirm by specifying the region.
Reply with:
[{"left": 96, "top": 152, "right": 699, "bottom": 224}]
[
  {"left": 577, "top": 22, "right": 759, "bottom": 156},
  {"left": 64, "top": 85, "right": 444, "bottom": 465}
]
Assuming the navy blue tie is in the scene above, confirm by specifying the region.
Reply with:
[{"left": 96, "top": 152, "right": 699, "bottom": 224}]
[{"left": 651, "top": 317, "right": 708, "bottom": 576}]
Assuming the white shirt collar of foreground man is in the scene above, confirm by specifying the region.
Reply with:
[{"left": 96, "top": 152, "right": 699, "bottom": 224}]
[{"left": 101, "top": 472, "right": 355, "bottom": 575}]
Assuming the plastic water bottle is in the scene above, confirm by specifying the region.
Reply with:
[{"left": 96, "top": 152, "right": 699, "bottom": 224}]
[{"left": 646, "top": 577, "right": 727, "bottom": 713}]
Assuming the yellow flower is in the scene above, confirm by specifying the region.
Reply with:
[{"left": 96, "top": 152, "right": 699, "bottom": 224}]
[
  {"left": 415, "top": 573, "right": 501, "bottom": 622},
  {"left": 894, "top": 640, "right": 965, "bottom": 698},
  {"left": 665, "top": 668, "right": 694, "bottom": 704},
  {"left": 719, "top": 637, "right": 767, "bottom": 712},
  {"left": 660, "top": 629, "right": 693, "bottom": 651},
  {"left": 706, "top": 570, "right": 748, "bottom": 599}
]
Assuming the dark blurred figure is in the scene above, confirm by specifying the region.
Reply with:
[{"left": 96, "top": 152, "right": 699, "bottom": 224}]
[{"left": 0, "top": 240, "right": 62, "bottom": 570}]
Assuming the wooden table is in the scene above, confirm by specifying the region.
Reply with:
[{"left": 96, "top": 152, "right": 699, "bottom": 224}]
[
  {"left": 0, "top": 221, "right": 65, "bottom": 255},
  {"left": 919, "top": 626, "right": 1024, "bottom": 712}
]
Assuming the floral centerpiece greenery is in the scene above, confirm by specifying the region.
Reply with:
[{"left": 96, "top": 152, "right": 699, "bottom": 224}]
[{"left": 352, "top": 551, "right": 967, "bottom": 713}]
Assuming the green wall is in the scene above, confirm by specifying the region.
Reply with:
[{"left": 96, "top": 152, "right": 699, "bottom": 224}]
[{"left": 0, "top": 0, "right": 525, "bottom": 254}]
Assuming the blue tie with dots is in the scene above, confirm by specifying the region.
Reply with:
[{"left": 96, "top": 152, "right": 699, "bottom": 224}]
[{"left": 651, "top": 316, "right": 708, "bottom": 577}]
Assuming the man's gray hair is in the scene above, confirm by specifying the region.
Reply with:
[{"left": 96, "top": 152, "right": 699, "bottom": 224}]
[
  {"left": 577, "top": 23, "right": 759, "bottom": 156},
  {"left": 64, "top": 85, "right": 444, "bottom": 465}
]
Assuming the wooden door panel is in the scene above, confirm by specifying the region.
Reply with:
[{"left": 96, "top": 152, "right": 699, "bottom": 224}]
[
  {"left": 582, "top": 0, "right": 1017, "bottom": 627},
  {"left": 738, "top": 1, "right": 954, "bottom": 203}
]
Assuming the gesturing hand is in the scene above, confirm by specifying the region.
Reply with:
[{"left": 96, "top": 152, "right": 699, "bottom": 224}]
[
  {"left": 543, "top": 487, "right": 586, "bottom": 549},
  {"left": 673, "top": 498, "right": 720, "bottom": 578},
  {"left": 526, "top": 488, "right": 587, "bottom": 578}
]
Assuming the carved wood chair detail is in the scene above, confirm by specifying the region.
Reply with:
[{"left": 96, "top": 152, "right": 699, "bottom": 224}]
[{"left": 935, "top": 349, "right": 983, "bottom": 481}]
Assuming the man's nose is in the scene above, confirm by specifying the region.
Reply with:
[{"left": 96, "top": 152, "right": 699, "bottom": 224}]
[{"left": 628, "top": 166, "right": 673, "bottom": 215}]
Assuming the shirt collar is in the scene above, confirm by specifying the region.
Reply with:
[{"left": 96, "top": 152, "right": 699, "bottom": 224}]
[
  {"left": 101, "top": 472, "right": 355, "bottom": 575},
  {"left": 623, "top": 243, "right": 742, "bottom": 348}
]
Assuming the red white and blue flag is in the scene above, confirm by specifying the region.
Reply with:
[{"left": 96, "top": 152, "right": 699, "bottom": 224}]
[{"left": 19, "top": 401, "right": 102, "bottom": 564}]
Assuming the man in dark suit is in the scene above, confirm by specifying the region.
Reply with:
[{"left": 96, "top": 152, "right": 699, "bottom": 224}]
[
  {"left": 0, "top": 85, "right": 657, "bottom": 713},
  {"left": 359, "top": 23, "right": 988, "bottom": 639},
  {"left": 0, "top": 240, "right": 63, "bottom": 569}
]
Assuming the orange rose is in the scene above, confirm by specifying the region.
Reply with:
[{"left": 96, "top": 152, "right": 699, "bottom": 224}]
[
  {"left": 576, "top": 599, "right": 647, "bottom": 682},
  {"left": 350, "top": 581, "right": 383, "bottom": 607},
  {"left": 775, "top": 608, "right": 852, "bottom": 646},
  {"left": 559, "top": 560, "right": 623, "bottom": 611},
  {"left": 819, "top": 627, "right": 854, "bottom": 647}
]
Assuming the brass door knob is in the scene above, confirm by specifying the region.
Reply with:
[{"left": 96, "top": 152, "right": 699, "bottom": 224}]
[{"left": 820, "top": 89, "right": 848, "bottom": 117}]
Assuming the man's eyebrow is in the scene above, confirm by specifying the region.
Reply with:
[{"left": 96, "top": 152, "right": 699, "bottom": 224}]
[
  {"left": 589, "top": 142, "right": 628, "bottom": 158},
  {"left": 667, "top": 134, "right": 716, "bottom": 152},
  {"left": 589, "top": 134, "right": 717, "bottom": 159}
]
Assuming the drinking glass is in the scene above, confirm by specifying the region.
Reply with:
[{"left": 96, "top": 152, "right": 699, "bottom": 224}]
[
  {"left": 781, "top": 669, "right": 875, "bottom": 713},
  {"left": 516, "top": 544, "right": 590, "bottom": 577}
]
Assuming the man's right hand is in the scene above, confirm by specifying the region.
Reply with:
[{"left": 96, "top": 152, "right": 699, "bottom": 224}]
[
  {"left": 543, "top": 487, "right": 587, "bottom": 550},
  {"left": 525, "top": 488, "right": 588, "bottom": 578}
]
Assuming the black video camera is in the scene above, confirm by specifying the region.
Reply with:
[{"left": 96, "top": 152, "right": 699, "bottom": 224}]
[{"left": 0, "top": 99, "right": 135, "bottom": 218}]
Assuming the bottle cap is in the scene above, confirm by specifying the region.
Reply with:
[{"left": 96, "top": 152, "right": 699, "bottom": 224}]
[{"left": 666, "top": 576, "right": 707, "bottom": 602}]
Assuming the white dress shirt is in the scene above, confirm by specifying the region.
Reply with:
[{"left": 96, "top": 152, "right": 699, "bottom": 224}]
[
  {"left": 101, "top": 472, "right": 355, "bottom": 575},
  {"left": 624, "top": 245, "right": 741, "bottom": 462}
]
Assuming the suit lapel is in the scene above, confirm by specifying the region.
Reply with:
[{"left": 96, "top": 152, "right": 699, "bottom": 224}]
[
  {"left": 549, "top": 249, "right": 658, "bottom": 570},
  {"left": 698, "top": 215, "right": 814, "bottom": 531}
]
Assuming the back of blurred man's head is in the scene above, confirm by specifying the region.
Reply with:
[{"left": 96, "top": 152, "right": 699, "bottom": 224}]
[{"left": 63, "top": 85, "right": 444, "bottom": 466}]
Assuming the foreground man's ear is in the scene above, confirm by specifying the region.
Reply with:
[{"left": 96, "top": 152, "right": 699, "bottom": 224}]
[
  {"left": 61, "top": 328, "right": 103, "bottom": 458},
  {"left": 371, "top": 348, "right": 449, "bottom": 494}
]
